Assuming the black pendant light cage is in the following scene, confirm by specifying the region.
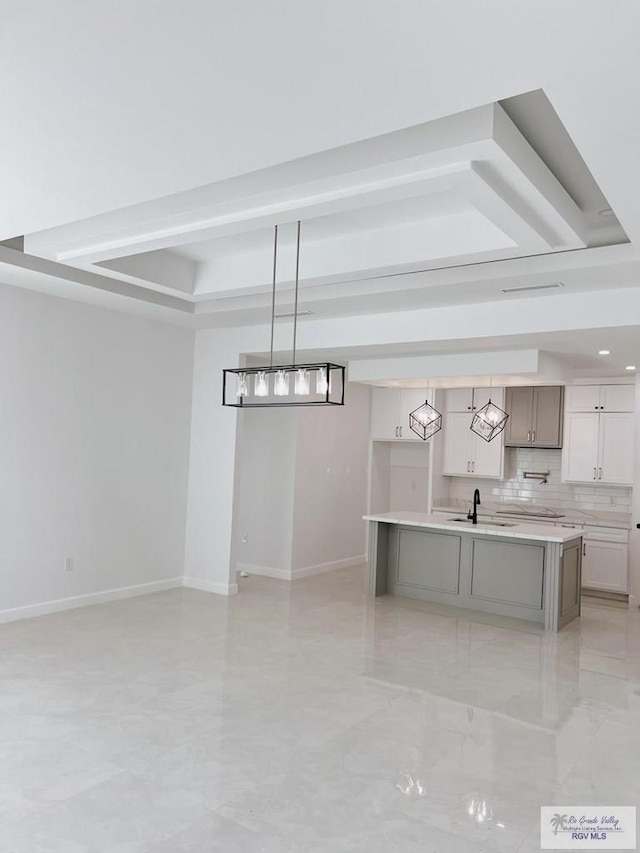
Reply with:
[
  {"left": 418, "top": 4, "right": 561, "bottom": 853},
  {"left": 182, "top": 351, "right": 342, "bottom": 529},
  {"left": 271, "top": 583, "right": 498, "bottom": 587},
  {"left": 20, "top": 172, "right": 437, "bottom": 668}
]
[
  {"left": 222, "top": 221, "right": 346, "bottom": 408},
  {"left": 223, "top": 363, "right": 345, "bottom": 407},
  {"left": 409, "top": 399, "right": 443, "bottom": 440},
  {"left": 470, "top": 399, "right": 509, "bottom": 442}
]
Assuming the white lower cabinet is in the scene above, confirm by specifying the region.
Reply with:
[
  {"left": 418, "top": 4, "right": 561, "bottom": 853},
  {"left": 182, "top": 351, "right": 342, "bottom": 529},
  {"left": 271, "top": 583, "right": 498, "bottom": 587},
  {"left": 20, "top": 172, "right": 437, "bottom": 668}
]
[
  {"left": 442, "top": 412, "right": 503, "bottom": 478},
  {"left": 581, "top": 527, "right": 629, "bottom": 593}
]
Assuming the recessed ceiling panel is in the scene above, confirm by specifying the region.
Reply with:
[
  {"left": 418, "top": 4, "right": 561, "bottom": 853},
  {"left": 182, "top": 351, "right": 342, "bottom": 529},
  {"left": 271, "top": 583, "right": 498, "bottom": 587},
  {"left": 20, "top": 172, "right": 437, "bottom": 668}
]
[{"left": 15, "top": 94, "right": 629, "bottom": 323}]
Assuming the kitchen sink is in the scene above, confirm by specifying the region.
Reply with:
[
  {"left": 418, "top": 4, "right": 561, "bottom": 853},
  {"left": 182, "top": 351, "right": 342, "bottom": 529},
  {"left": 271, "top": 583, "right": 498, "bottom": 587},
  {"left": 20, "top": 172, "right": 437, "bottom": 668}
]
[{"left": 447, "top": 517, "right": 517, "bottom": 528}]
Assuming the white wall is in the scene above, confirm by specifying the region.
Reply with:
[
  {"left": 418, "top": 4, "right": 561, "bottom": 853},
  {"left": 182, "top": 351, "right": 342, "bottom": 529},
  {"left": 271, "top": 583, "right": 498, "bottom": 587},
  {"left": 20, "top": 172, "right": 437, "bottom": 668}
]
[
  {"left": 232, "top": 381, "right": 370, "bottom": 581},
  {"left": 291, "top": 382, "right": 370, "bottom": 576},
  {"left": 184, "top": 330, "right": 241, "bottom": 595},
  {"left": 235, "top": 407, "right": 297, "bottom": 577},
  {"left": 388, "top": 443, "right": 430, "bottom": 514},
  {"left": 632, "top": 374, "right": 640, "bottom": 601},
  {"left": 0, "top": 284, "right": 194, "bottom": 620}
]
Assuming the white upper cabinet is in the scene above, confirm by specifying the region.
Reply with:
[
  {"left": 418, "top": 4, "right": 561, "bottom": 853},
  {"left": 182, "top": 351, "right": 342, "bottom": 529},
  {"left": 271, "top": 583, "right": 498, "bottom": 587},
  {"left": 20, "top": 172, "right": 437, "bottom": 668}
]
[
  {"left": 442, "top": 413, "right": 474, "bottom": 475},
  {"left": 600, "top": 384, "right": 635, "bottom": 412},
  {"left": 370, "top": 387, "right": 438, "bottom": 441},
  {"left": 473, "top": 387, "right": 504, "bottom": 412},
  {"left": 442, "top": 412, "right": 504, "bottom": 478},
  {"left": 445, "top": 387, "right": 504, "bottom": 413},
  {"left": 565, "top": 385, "right": 601, "bottom": 412},
  {"left": 561, "top": 410, "right": 633, "bottom": 485},
  {"left": 472, "top": 426, "right": 505, "bottom": 477},
  {"left": 598, "top": 413, "right": 634, "bottom": 484},
  {"left": 445, "top": 388, "right": 475, "bottom": 412},
  {"left": 562, "top": 412, "right": 600, "bottom": 482},
  {"left": 371, "top": 388, "right": 399, "bottom": 440},
  {"left": 566, "top": 384, "right": 635, "bottom": 413}
]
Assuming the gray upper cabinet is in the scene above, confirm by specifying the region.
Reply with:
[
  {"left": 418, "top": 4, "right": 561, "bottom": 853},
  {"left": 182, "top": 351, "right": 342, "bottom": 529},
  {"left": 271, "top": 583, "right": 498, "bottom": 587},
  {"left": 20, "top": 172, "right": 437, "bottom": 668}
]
[
  {"left": 504, "top": 387, "right": 533, "bottom": 446},
  {"left": 504, "top": 386, "right": 564, "bottom": 448}
]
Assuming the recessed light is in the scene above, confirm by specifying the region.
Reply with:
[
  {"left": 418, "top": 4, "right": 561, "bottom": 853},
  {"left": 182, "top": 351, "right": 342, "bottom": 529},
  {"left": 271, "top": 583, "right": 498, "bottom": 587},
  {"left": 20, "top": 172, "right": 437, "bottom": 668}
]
[
  {"left": 598, "top": 207, "right": 615, "bottom": 217},
  {"left": 501, "top": 282, "right": 564, "bottom": 294},
  {"left": 598, "top": 350, "right": 611, "bottom": 356},
  {"left": 625, "top": 365, "right": 636, "bottom": 371}
]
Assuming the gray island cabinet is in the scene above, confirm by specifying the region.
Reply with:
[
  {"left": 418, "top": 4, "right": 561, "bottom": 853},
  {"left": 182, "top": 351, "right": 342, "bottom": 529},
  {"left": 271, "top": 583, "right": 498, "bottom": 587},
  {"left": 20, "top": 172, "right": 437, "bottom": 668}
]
[{"left": 363, "top": 512, "right": 582, "bottom": 631}]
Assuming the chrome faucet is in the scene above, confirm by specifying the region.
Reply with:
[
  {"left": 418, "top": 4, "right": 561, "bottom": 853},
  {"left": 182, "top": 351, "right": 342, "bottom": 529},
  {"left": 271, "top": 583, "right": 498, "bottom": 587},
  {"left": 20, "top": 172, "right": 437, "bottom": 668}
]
[{"left": 468, "top": 489, "right": 481, "bottom": 525}]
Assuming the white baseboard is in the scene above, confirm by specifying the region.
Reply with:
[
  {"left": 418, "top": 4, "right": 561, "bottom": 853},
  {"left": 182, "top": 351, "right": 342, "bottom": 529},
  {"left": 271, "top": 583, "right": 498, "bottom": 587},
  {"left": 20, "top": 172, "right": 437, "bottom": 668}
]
[
  {"left": 0, "top": 556, "right": 361, "bottom": 624},
  {"left": 237, "top": 555, "right": 365, "bottom": 582},
  {"left": 0, "top": 577, "right": 183, "bottom": 625},
  {"left": 292, "top": 554, "right": 366, "bottom": 579},
  {"left": 183, "top": 576, "right": 239, "bottom": 596},
  {"left": 236, "top": 562, "right": 291, "bottom": 581}
]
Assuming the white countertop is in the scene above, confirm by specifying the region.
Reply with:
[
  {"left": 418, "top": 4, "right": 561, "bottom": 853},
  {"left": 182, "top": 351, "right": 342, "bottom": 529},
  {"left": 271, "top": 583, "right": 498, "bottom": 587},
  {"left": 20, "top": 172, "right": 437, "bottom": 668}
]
[
  {"left": 363, "top": 511, "right": 583, "bottom": 543},
  {"left": 432, "top": 500, "right": 631, "bottom": 530}
]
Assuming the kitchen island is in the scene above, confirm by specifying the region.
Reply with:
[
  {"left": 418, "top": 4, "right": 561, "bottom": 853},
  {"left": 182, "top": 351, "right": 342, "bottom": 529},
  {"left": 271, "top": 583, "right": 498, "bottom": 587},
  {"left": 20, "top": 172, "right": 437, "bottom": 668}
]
[{"left": 363, "top": 512, "right": 583, "bottom": 631}]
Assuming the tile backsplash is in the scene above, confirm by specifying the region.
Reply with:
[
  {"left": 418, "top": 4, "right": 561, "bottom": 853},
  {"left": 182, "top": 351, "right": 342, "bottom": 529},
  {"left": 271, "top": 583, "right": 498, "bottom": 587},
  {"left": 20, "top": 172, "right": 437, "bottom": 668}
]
[{"left": 445, "top": 447, "right": 632, "bottom": 511}]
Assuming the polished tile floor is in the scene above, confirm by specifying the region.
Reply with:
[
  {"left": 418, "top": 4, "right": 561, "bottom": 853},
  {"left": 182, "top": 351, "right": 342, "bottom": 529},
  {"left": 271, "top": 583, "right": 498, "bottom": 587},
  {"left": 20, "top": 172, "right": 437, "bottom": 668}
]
[{"left": 1, "top": 566, "right": 639, "bottom": 852}]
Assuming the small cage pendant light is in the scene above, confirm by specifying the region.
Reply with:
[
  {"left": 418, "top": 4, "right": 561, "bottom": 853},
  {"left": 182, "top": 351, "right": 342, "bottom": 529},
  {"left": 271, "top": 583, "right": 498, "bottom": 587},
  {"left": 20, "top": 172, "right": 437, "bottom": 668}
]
[
  {"left": 470, "top": 381, "right": 508, "bottom": 442},
  {"left": 408, "top": 381, "right": 443, "bottom": 440}
]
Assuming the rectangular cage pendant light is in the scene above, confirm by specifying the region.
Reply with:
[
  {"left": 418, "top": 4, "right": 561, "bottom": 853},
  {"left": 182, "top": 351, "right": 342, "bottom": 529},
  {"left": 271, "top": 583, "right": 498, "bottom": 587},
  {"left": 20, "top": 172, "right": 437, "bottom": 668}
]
[
  {"left": 222, "top": 222, "right": 345, "bottom": 409},
  {"left": 223, "top": 363, "right": 345, "bottom": 407}
]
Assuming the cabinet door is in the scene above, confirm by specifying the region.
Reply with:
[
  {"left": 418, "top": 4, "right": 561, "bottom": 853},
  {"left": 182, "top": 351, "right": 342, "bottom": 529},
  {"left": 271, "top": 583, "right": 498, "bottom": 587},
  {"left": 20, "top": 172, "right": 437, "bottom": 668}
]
[
  {"left": 399, "top": 388, "right": 434, "bottom": 441},
  {"left": 445, "top": 388, "right": 475, "bottom": 412},
  {"left": 370, "top": 388, "right": 399, "bottom": 440},
  {"left": 561, "top": 412, "right": 599, "bottom": 482},
  {"left": 472, "top": 387, "right": 504, "bottom": 412},
  {"left": 442, "top": 413, "right": 473, "bottom": 475},
  {"left": 472, "top": 430, "right": 504, "bottom": 478},
  {"left": 601, "top": 384, "right": 635, "bottom": 412},
  {"left": 582, "top": 541, "right": 628, "bottom": 592},
  {"left": 504, "top": 387, "right": 534, "bottom": 445},
  {"left": 531, "top": 386, "right": 563, "bottom": 447},
  {"left": 598, "top": 413, "right": 634, "bottom": 484},
  {"left": 565, "top": 385, "right": 601, "bottom": 412}
]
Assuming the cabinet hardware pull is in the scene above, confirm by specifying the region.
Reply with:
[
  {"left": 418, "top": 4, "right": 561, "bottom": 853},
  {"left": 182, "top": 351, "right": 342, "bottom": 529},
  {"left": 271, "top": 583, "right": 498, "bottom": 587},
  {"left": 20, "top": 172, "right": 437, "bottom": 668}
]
[
  {"left": 593, "top": 468, "right": 597, "bottom": 480},
  {"left": 467, "top": 461, "right": 470, "bottom": 472},
  {"left": 399, "top": 426, "right": 402, "bottom": 437},
  {"left": 394, "top": 426, "right": 398, "bottom": 437},
  {"left": 532, "top": 430, "right": 536, "bottom": 442},
  {"left": 527, "top": 430, "right": 531, "bottom": 442},
  {"left": 583, "top": 543, "right": 586, "bottom": 557},
  {"left": 472, "top": 461, "right": 475, "bottom": 472},
  {"left": 598, "top": 467, "right": 602, "bottom": 480}
]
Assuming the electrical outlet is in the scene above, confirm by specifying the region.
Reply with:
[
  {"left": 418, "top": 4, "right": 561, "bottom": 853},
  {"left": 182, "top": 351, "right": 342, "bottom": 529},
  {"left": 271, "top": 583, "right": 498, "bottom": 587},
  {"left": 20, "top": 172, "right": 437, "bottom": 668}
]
[
  {"left": 64, "top": 557, "right": 74, "bottom": 572},
  {"left": 241, "top": 534, "right": 248, "bottom": 545}
]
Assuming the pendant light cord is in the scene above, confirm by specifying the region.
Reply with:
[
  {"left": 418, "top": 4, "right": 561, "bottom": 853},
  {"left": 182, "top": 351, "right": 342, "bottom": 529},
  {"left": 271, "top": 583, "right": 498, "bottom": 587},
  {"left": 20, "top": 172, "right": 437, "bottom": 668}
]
[
  {"left": 292, "top": 220, "right": 301, "bottom": 367},
  {"left": 269, "top": 225, "right": 278, "bottom": 368}
]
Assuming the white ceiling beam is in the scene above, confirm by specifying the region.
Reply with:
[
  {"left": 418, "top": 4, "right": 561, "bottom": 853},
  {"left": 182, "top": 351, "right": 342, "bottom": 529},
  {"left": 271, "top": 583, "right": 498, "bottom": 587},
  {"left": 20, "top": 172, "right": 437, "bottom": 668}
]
[{"left": 349, "top": 350, "right": 539, "bottom": 381}]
